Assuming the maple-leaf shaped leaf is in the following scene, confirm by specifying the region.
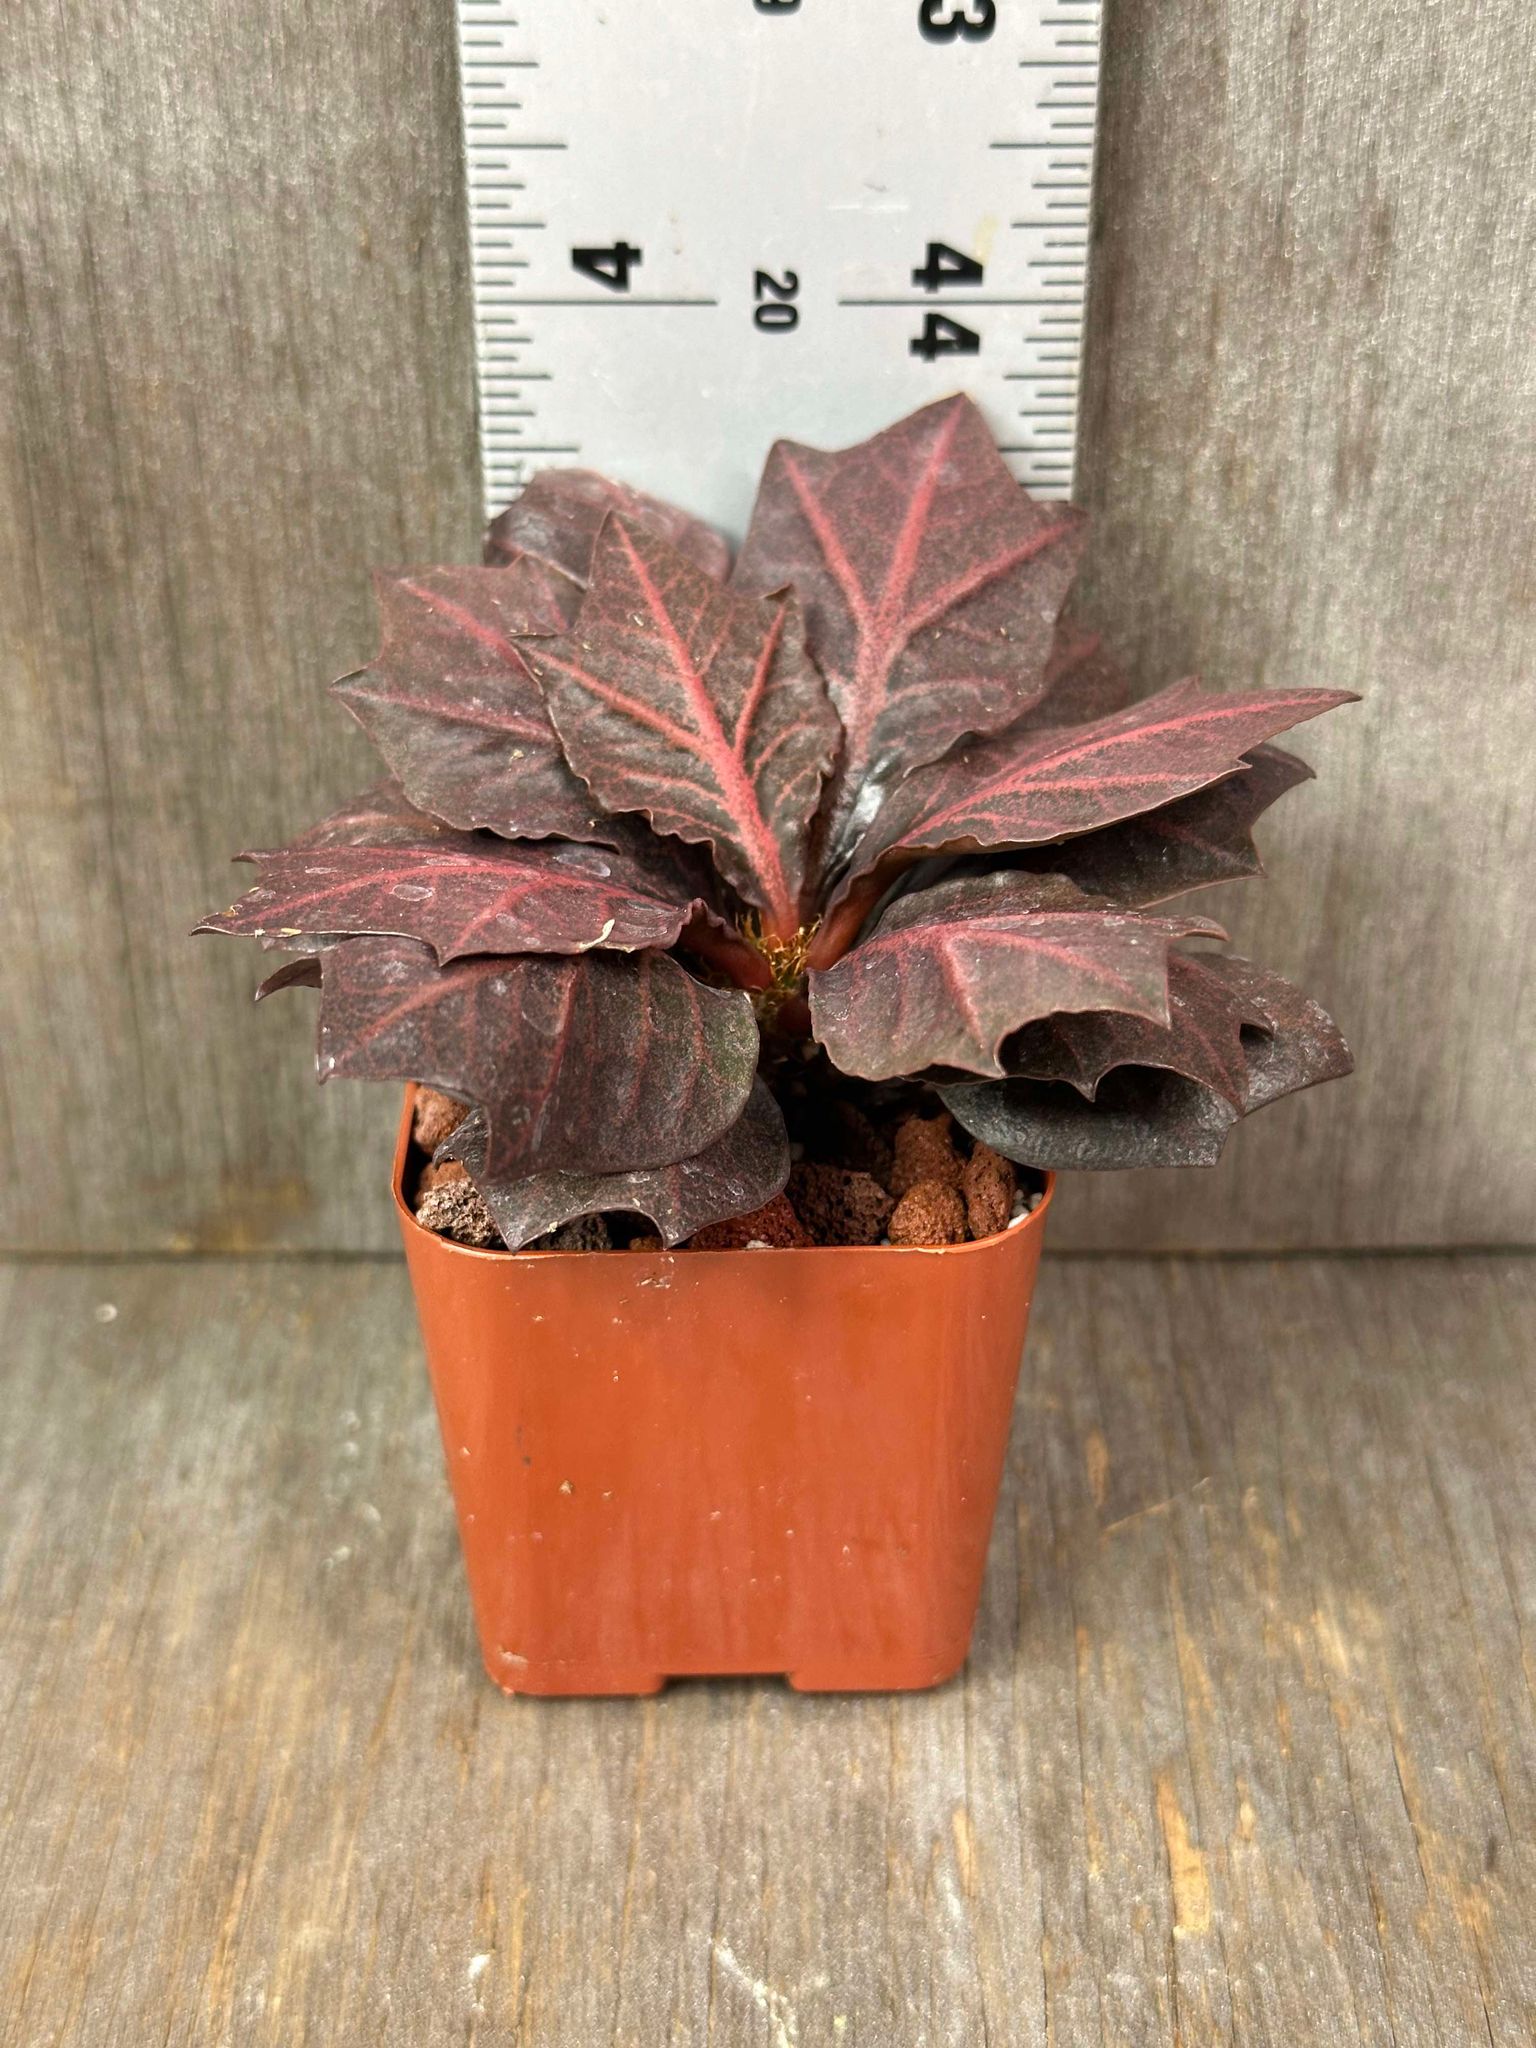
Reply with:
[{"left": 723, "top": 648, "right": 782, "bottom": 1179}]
[
  {"left": 196, "top": 820, "right": 703, "bottom": 962},
  {"left": 735, "top": 394, "right": 1084, "bottom": 857},
  {"left": 441, "top": 1078, "right": 790, "bottom": 1250},
  {"left": 308, "top": 937, "right": 758, "bottom": 1184},
  {"left": 807, "top": 872, "right": 1225, "bottom": 1083},
  {"left": 485, "top": 467, "right": 730, "bottom": 583},
  {"left": 333, "top": 565, "right": 622, "bottom": 844},
  {"left": 940, "top": 956, "right": 1352, "bottom": 1168},
  {"left": 521, "top": 517, "right": 840, "bottom": 939},
  {"left": 839, "top": 678, "right": 1355, "bottom": 891},
  {"left": 1009, "top": 745, "right": 1315, "bottom": 907}
]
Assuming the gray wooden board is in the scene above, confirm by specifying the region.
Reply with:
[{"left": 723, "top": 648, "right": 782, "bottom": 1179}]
[
  {"left": 1061, "top": 0, "right": 1536, "bottom": 1249},
  {"left": 0, "top": 0, "right": 479, "bottom": 1254},
  {"left": 3, "top": 0, "right": 1535, "bottom": 1254},
  {"left": 1, "top": 1251, "right": 1533, "bottom": 2044}
]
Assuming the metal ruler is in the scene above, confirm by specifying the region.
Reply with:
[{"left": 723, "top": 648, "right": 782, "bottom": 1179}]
[{"left": 457, "top": 0, "right": 1101, "bottom": 534}]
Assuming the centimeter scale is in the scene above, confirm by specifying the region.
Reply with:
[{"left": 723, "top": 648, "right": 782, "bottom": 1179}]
[{"left": 457, "top": 0, "right": 1102, "bottom": 533}]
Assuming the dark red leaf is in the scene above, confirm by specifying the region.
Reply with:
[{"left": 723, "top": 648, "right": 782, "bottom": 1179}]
[
  {"left": 940, "top": 955, "right": 1352, "bottom": 1167},
  {"left": 840, "top": 678, "right": 1355, "bottom": 887},
  {"left": 314, "top": 938, "right": 759, "bottom": 1182},
  {"left": 1013, "top": 621, "right": 1135, "bottom": 733},
  {"left": 1001, "top": 952, "right": 1254, "bottom": 1107},
  {"left": 522, "top": 518, "right": 839, "bottom": 937},
  {"left": 442, "top": 1079, "right": 789, "bottom": 1249},
  {"left": 1011, "top": 746, "right": 1314, "bottom": 906},
  {"left": 197, "top": 827, "right": 699, "bottom": 962},
  {"left": 735, "top": 395, "right": 1084, "bottom": 854},
  {"left": 290, "top": 778, "right": 458, "bottom": 848},
  {"left": 485, "top": 467, "right": 730, "bottom": 583},
  {"left": 1195, "top": 955, "right": 1354, "bottom": 1107},
  {"left": 253, "top": 956, "right": 323, "bottom": 1001},
  {"left": 807, "top": 871, "right": 1225, "bottom": 1083},
  {"left": 333, "top": 565, "right": 621, "bottom": 844}
]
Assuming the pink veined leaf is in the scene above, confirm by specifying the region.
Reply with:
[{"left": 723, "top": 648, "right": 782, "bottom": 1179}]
[
  {"left": 521, "top": 517, "right": 840, "bottom": 939},
  {"left": 441, "top": 1079, "right": 790, "bottom": 1250},
  {"left": 1010, "top": 745, "right": 1315, "bottom": 906},
  {"left": 838, "top": 678, "right": 1356, "bottom": 891},
  {"left": 807, "top": 871, "right": 1226, "bottom": 1083},
  {"left": 734, "top": 394, "right": 1085, "bottom": 857},
  {"left": 484, "top": 467, "right": 731, "bottom": 583},
  {"left": 333, "top": 565, "right": 624, "bottom": 844},
  {"left": 196, "top": 824, "right": 703, "bottom": 964},
  {"left": 311, "top": 937, "right": 760, "bottom": 1183},
  {"left": 939, "top": 954, "right": 1353, "bottom": 1168}
]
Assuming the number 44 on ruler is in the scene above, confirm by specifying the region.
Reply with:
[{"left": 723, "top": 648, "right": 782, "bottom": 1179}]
[{"left": 458, "top": 0, "right": 1101, "bottom": 531}]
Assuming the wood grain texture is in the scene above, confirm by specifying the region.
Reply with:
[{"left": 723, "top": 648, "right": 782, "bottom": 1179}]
[
  {"left": 1058, "top": 0, "right": 1536, "bottom": 1247},
  {"left": 0, "top": 0, "right": 479, "bottom": 1252},
  {"left": 2, "top": 1251, "right": 1533, "bottom": 2043}
]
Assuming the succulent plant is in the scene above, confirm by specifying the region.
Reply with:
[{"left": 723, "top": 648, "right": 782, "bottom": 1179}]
[{"left": 198, "top": 397, "right": 1354, "bottom": 1247}]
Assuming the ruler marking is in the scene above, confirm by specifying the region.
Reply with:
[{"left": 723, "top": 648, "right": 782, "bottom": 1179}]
[{"left": 458, "top": 0, "right": 1100, "bottom": 522}]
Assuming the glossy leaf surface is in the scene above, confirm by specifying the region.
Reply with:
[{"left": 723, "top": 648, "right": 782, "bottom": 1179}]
[
  {"left": 316, "top": 938, "right": 759, "bottom": 1182},
  {"left": 735, "top": 395, "right": 1084, "bottom": 853},
  {"left": 443, "top": 1079, "right": 790, "bottom": 1250},
  {"left": 808, "top": 872, "right": 1224, "bottom": 1083},
  {"left": 523, "top": 518, "right": 839, "bottom": 935},
  {"left": 334, "top": 566, "right": 619, "bottom": 844},
  {"left": 485, "top": 467, "right": 730, "bottom": 583},
  {"left": 842, "top": 678, "right": 1355, "bottom": 884}
]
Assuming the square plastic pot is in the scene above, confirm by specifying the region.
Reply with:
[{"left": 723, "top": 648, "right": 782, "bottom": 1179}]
[{"left": 395, "top": 1089, "right": 1053, "bottom": 1695}]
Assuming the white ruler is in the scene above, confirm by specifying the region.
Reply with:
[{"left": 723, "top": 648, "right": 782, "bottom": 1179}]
[{"left": 457, "top": 0, "right": 1101, "bottom": 535}]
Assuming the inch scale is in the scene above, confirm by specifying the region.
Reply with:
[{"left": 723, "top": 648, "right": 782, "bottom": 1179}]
[{"left": 458, "top": 0, "right": 1101, "bottom": 534}]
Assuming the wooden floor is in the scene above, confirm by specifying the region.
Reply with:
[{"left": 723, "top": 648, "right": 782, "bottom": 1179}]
[{"left": 1, "top": 1254, "right": 1532, "bottom": 2046}]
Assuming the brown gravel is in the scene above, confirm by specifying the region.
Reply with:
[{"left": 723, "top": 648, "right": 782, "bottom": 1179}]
[
  {"left": 416, "top": 1158, "right": 469, "bottom": 1199},
  {"left": 961, "top": 1143, "right": 1017, "bottom": 1241},
  {"left": 789, "top": 1161, "right": 895, "bottom": 1246},
  {"left": 686, "top": 1193, "right": 813, "bottom": 1251},
  {"left": 530, "top": 1214, "right": 612, "bottom": 1252},
  {"left": 888, "top": 1180, "right": 969, "bottom": 1247},
  {"left": 888, "top": 1111, "right": 963, "bottom": 1197},
  {"left": 414, "top": 1178, "right": 501, "bottom": 1248},
  {"left": 626, "top": 1233, "right": 665, "bottom": 1253},
  {"left": 413, "top": 1086, "right": 470, "bottom": 1154}
]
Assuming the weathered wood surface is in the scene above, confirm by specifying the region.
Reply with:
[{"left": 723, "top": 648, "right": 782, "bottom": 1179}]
[
  {"left": 2, "top": 1251, "right": 1532, "bottom": 2044},
  {"left": 3, "top": 0, "right": 1534, "bottom": 1252},
  {"left": 1062, "top": 0, "right": 1536, "bottom": 1247},
  {"left": 0, "top": 0, "right": 479, "bottom": 1253}
]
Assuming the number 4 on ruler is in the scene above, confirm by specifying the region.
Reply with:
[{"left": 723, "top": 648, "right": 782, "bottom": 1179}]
[{"left": 571, "top": 242, "right": 643, "bottom": 292}]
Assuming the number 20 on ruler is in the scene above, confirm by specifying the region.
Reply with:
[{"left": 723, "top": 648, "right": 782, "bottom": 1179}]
[{"left": 571, "top": 240, "right": 987, "bottom": 359}]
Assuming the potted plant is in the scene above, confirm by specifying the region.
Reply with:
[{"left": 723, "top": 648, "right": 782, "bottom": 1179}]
[{"left": 200, "top": 397, "right": 1354, "bottom": 1694}]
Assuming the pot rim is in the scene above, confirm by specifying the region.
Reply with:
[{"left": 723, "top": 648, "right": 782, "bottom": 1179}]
[{"left": 392, "top": 1084, "right": 1055, "bottom": 1265}]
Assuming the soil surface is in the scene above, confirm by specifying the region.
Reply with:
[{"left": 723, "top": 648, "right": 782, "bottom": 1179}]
[{"left": 407, "top": 1082, "right": 1044, "bottom": 1253}]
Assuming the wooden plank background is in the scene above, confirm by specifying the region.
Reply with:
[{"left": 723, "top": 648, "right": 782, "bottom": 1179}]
[
  {"left": 4, "top": 1252, "right": 1534, "bottom": 2042},
  {"left": 3, "top": 0, "right": 1533, "bottom": 1251}
]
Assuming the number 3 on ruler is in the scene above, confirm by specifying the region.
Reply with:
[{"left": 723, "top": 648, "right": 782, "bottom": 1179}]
[{"left": 918, "top": 0, "right": 996, "bottom": 43}]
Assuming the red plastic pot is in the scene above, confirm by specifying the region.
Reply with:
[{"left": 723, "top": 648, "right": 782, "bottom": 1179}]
[{"left": 394, "top": 1090, "right": 1054, "bottom": 1695}]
